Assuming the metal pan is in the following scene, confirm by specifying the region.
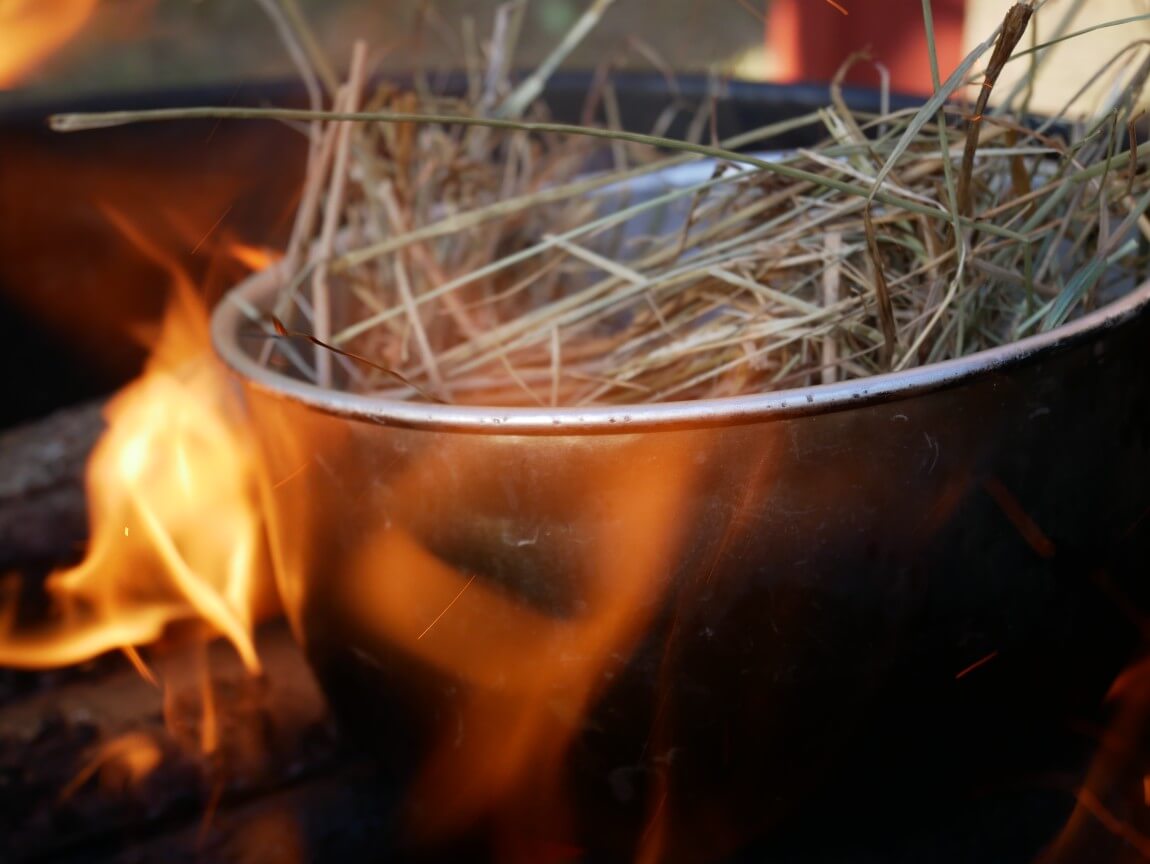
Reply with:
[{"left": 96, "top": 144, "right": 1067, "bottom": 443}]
[{"left": 208, "top": 76, "right": 1150, "bottom": 861}]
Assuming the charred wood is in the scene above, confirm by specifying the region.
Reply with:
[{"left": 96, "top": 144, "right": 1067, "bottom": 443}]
[
  {"left": 0, "top": 400, "right": 104, "bottom": 570},
  {"left": 0, "top": 625, "right": 339, "bottom": 863}
]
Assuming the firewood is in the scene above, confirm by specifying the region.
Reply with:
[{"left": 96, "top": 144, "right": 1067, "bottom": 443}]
[
  {"left": 0, "top": 400, "right": 104, "bottom": 568},
  {"left": 0, "top": 624, "right": 338, "bottom": 862}
]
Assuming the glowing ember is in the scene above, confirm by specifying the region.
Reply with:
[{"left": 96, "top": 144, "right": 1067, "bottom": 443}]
[{"left": 0, "top": 0, "right": 98, "bottom": 87}]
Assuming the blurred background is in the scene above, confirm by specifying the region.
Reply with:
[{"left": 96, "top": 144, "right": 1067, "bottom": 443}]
[{"left": 3, "top": 0, "right": 1150, "bottom": 111}]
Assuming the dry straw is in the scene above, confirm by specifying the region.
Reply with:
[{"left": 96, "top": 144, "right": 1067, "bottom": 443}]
[{"left": 52, "top": 1, "right": 1150, "bottom": 406}]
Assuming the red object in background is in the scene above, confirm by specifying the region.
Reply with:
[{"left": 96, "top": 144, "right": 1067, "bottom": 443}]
[{"left": 765, "top": 0, "right": 966, "bottom": 95}]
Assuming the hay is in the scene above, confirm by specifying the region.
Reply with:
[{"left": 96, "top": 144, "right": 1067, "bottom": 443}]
[{"left": 52, "top": 1, "right": 1150, "bottom": 406}]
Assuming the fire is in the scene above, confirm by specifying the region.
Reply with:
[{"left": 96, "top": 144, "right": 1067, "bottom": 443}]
[
  {"left": 0, "top": 216, "right": 274, "bottom": 673},
  {"left": 228, "top": 243, "right": 279, "bottom": 274},
  {"left": 0, "top": 0, "right": 98, "bottom": 87},
  {"left": 334, "top": 433, "right": 700, "bottom": 858},
  {"left": 60, "top": 732, "right": 164, "bottom": 799},
  {"left": 0, "top": 0, "right": 288, "bottom": 810}
]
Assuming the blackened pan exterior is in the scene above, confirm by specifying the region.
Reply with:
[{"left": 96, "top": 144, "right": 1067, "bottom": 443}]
[{"left": 214, "top": 267, "right": 1150, "bottom": 861}]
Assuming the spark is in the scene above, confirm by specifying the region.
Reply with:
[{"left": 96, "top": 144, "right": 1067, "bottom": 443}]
[
  {"left": 189, "top": 204, "right": 234, "bottom": 256},
  {"left": 982, "top": 476, "right": 1056, "bottom": 559},
  {"left": 955, "top": 649, "right": 999, "bottom": 680},
  {"left": 417, "top": 573, "right": 478, "bottom": 641},
  {"left": 271, "top": 461, "right": 310, "bottom": 491},
  {"left": 824, "top": 0, "right": 849, "bottom": 14}
]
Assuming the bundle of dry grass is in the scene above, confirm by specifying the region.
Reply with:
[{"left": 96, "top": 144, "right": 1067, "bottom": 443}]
[{"left": 53, "top": 0, "right": 1150, "bottom": 406}]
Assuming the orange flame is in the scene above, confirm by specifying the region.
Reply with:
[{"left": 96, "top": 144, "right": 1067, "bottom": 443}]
[
  {"left": 229, "top": 243, "right": 279, "bottom": 274},
  {"left": 60, "top": 732, "right": 164, "bottom": 799},
  {"left": 334, "top": 433, "right": 699, "bottom": 857},
  {"left": 0, "top": 215, "right": 274, "bottom": 674},
  {"left": 0, "top": 0, "right": 99, "bottom": 88}
]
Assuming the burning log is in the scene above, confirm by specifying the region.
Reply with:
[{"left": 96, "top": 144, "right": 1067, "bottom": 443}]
[
  {"left": 0, "top": 625, "right": 337, "bottom": 864},
  {"left": 0, "top": 400, "right": 104, "bottom": 569},
  {"left": 0, "top": 395, "right": 350, "bottom": 860}
]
